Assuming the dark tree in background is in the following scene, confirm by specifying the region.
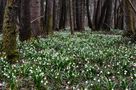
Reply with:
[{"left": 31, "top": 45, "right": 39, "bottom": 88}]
[
  {"left": 30, "top": 0, "right": 41, "bottom": 37},
  {"left": 19, "top": 0, "right": 31, "bottom": 41},
  {"left": 69, "top": 0, "right": 74, "bottom": 34},
  {"left": 75, "top": 0, "right": 85, "bottom": 31},
  {"left": 44, "top": 0, "right": 54, "bottom": 35},
  {"left": 0, "top": 0, "right": 7, "bottom": 33}
]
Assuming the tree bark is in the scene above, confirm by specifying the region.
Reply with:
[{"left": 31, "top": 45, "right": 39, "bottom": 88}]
[
  {"left": 30, "top": 0, "right": 41, "bottom": 37},
  {"left": 44, "top": 0, "right": 54, "bottom": 35},
  {"left": 0, "top": 0, "right": 7, "bottom": 33},
  {"left": 2, "top": 0, "right": 19, "bottom": 64},
  {"left": 69, "top": 0, "right": 74, "bottom": 34},
  {"left": 19, "top": 0, "right": 31, "bottom": 42}
]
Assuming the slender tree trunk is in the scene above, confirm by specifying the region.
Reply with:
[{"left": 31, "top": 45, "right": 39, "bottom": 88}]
[
  {"left": 44, "top": 0, "right": 54, "bottom": 35},
  {"left": 94, "top": 0, "right": 102, "bottom": 30},
  {"left": 53, "top": 0, "right": 59, "bottom": 31},
  {"left": 86, "top": 0, "right": 93, "bottom": 29},
  {"left": 59, "top": 0, "right": 67, "bottom": 29},
  {"left": 69, "top": 0, "right": 74, "bottom": 34},
  {"left": 40, "top": 0, "right": 44, "bottom": 33}
]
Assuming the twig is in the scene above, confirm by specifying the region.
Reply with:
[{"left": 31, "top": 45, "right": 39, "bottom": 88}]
[
  {"left": 127, "top": 0, "right": 136, "bottom": 14},
  {"left": 31, "top": 15, "right": 44, "bottom": 23}
]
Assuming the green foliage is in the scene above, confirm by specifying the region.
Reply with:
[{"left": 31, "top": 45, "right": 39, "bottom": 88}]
[{"left": 0, "top": 32, "right": 136, "bottom": 89}]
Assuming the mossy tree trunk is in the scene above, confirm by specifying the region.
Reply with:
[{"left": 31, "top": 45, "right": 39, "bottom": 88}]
[{"left": 2, "top": 0, "right": 19, "bottom": 64}]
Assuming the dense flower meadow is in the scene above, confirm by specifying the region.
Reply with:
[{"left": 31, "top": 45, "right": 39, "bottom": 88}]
[{"left": 0, "top": 31, "right": 136, "bottom": 90}]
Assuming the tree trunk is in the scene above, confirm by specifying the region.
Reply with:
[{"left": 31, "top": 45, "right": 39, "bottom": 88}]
[
  {"left": 30, "top": 0, "right": 41, "bottom": 37},
  {"left": 0, "top": 0, "right": 7, "bottom": 33},
  {"left": 86, "top": 0, "right": 93, "bottom": 29},
  {"left": 69, "top": 0, "right": 74, "bottom": 34},
  {"left": 53, "top": 0, "right": 59, "bottom": 31},
  {"left": 44, "top": 0, "right": 54, "bottom": 35},
  {"left": 102, "top": 0, "right": 113, "bottom": 31},
  {"left": 59, "top": 0, "right": 67, "bottom": 29},
  {"left": 123, "top": 0, "right": 135, "bottom": 37},
  {"left": 19, "top": 0, "right": 31, "bottom": 42},
  {"left": 2, "top": 0, "right": 19, "bottom": 64},
  {"left": 76, "top": 0, "right": 85, "bottom": 31}
]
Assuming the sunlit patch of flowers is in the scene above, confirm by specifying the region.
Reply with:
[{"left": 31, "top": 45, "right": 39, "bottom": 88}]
[{"left": 0, "top": 31, "right": 136, "bottom": 89}]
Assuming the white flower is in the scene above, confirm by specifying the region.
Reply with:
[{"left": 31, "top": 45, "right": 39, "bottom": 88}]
[
  {"left": 44, "top": 82, "right": 47, "bottom": 85},
  {"left": 112, "top": 76, "right": 115, "bottom": 79},
  {"left": 66, "top": 86, "right": 69, "bottom": 89},
  {"left": 100, "top": 71, "right": 103, "bottom": 74},
  {"left": 85, "top": 81, "right": 88, "bottom": 84},
  {"left": 44, "top": 77, "right": 47, "bottom": 80},
  {"left": 41, "top": 80, "right": 43, "bottom": 83},
  {"left": 67, "top": 81, "right": 70, "bottom": 84},
  {"left": 130, "top": 76, "right": 133, "bottom": 79},
  {"left": 72, "top": 87, "right": 76, "bottom": 89},
  {"left": 133, "top": 63, "right": 136, "bottom": 67},
  {"left": 91, "top": 83, "right": 93, "bottom": 86},
  {"left": 134, "top": 74, "right": 136, "bottom": 77},
  {"left": 107, "top": 72, "right": 110, "bottom": 75},
  {"left": 108, "top": 65, "right": 110, "bottom": 67},
  {"left": 109, "top": 79, "right": 111, "bottom": 81},
  {"left": 125, "top": 88, "right": 129, "bottom": 90}
]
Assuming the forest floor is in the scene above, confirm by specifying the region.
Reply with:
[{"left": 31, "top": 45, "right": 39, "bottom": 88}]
[{"left": 0, "top": 30, "right": 136, "bottom": 90}]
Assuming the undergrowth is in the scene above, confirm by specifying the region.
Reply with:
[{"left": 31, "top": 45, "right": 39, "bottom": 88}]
[{"left": 0, "top": 31, "right": 136, "bottom": 90}]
